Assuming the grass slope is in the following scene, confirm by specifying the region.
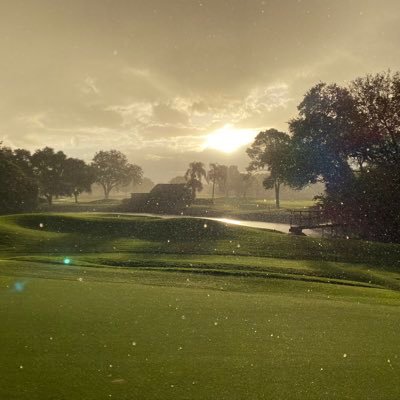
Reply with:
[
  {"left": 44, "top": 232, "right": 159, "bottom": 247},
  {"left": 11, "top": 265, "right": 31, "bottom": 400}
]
[{"left": 1, "top": 213, "right": 400, "bottom": 399}]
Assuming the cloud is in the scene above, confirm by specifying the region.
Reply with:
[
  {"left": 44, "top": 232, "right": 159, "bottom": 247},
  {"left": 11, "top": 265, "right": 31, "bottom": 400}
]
[
  {"left": 99, "top": 83, "right": 290, "bottom": 145},
  {"left": 80, "top": 76, "right": 100, "bottom": 95},
  {"left": 106, "top": 102, "right": 153, "bottom": 126},
  {"left": 1, "top": 0, "right": 400, "bottom": 181},
  {"left": 152, "top": 102, "right": 190, "bottom": 125},
  {"left": 244, "top": 84, "right": 291, "bottom": 114}
]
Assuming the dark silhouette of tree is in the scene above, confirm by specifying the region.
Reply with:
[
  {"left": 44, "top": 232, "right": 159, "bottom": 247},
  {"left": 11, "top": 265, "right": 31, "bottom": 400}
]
[
  {"left": 247, "top": 129, "right": 294, "bottom": 208},
  {"left": 350, "top": 71, "right": 400, "bottom": 167},
  {"left": 184, "top": 161, "right": 207, "bottom": 200},
  {"left": 13, "top": 148, "right": 34, "bottom": 178},
  {"left": 63, "top": 158, "right": 95, "bottom": 203},
  {"left": 287, "top": 71, "right": 400, "bottom": 241},
  {"left": 0, "top": 145, "right": 38, "bottom": 214},
  {"left": 92, "top": 150, "right": 143, "bottom": 199},
  {"left": 316, "top": 166, "right": 400, "bottom": 242},
  {"left": 288, "top": 83, "right": 358, "bottom": 191},
  {"left": 31, "top": 147, "right": 70, "bottom": 205}
]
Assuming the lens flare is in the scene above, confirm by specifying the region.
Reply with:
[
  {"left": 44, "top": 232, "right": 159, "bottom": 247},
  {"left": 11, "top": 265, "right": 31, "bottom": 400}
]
[{"left": 13, "top": 281, "right": 26, "bottom": 293}]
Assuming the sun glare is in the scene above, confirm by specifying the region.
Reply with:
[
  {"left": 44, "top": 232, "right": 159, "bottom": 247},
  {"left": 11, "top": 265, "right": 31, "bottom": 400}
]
[{"left": 204, "top": 124, "right": 257, "bottom": 153}]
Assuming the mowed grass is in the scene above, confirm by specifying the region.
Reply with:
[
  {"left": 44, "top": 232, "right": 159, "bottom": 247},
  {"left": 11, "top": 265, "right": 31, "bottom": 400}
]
[
  {"left": 1, "top": 213, "right": 400, "bottom": 399},
  {"left": 185, "top": 197, "right": 315, "bottom": 222},
  {"left": 41, "top": 196, "right": 315, "bottom": 222}
]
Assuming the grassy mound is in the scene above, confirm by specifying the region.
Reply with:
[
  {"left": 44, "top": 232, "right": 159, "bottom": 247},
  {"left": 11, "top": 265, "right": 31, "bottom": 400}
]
[
  {"left": 13, "top": 213, "right": 230, "bottom": 241},
  {"left": 1, "top": 212, "right": 400, "bottom": 269},
  {"left": 0, "top": 211, "right": 400, "bottom": 291}
]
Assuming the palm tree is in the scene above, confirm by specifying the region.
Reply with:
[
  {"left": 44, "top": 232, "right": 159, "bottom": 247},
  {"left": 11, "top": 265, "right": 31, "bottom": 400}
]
[{"left": 184, "top": 161, "right": 207, "bottom": 200}]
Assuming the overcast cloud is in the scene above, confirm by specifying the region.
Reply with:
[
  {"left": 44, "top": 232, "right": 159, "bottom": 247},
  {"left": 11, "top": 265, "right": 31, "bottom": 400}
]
[{"left": 1, "top": 0, "right": 399, "bottom": 180}]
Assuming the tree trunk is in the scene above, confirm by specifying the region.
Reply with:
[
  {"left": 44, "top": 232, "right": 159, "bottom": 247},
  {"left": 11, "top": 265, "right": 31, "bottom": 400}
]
[
  {"left": 74, "top": 192, "right": 79, "bottom": 203},
  {"left": 211, "top": 177, "right": 215, "bottom": 203},
  {"left": 274, "top": 181, "right": 280, "bottom": 209},
  {"left": 191, "top": 186, "right": 196, "bottom": 201},
  {"left": 102, "top": 184, "right": 110, "bottom": 200},
  {"left": 46, "top": 194, "right": 53, "bottom": 206}
]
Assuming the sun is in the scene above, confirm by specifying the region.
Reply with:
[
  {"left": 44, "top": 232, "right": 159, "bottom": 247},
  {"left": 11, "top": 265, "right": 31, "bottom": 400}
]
[{"left": 204, "top": 124, "right": 257, "bottom": 153}]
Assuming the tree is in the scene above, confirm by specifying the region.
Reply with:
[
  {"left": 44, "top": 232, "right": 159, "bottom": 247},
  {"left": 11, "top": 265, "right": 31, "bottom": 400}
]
[
  {"left": 13, "top": 148, "right": 34, "bottom": 177},
  {"left": 92, "top": 150, "right": 143, "bottom": 199},
  {"left": 226, "top": 165, "right": 241, "bottom": 198},
  {"left": 287, "top": 71, "right": 400, "bottom": 242},
  {"left": 207, "top": 163, "right": 228, "bottom": 202},
  {"left": 316, "top": 166, "right": 400, "bottom": 242},
  {"left": 0, "top": 145, "right": 38, "bottom": 214},
  {"left": 288, "top": 83, "right": 358, "bottom": 191},
  {"left": 132, "top": 177, "right": 155, "bottom": 193},
  {"left": 238, "top": 172, "right": 255, "bottom": 198},
  {"left": 224, "top": 166, "right": 251, "bottom": 198},
  {"left": 247, "top": 129, "right": 294, "bottom": 208},
  {"left": 63, "top": 158, "right": 95, "bottom": 203},
  {"left": 184, "top": 161, "right": 208, "bottom": 200},
  {"left": 31, "top": 147, "right": 70, "bottom": 205},
  {"left": 350, "top": 71, "right": 400, "bottom": 167},
  {"left": 208, "top": 163, "right": 218, "bottom": 202},
  {"left": 216, "top": 165, "right": 228, "bottom": 196}
]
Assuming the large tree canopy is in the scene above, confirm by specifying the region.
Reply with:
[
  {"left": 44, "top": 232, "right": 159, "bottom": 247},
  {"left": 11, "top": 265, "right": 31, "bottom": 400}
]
[
  {"left": 288, "top": 83, "right": 357, "bottom": 190},
  {"left": 92, "top": 150, "right": 143, "bottom": 199},
  {"left": 350, "top": 71, "right": 400, "bottom": 167},
  {"left": 31, "top": 147, "right": 71, "bottom": 205},
  {"left": 0, "top": 146, "right": 38, "bottom": 214},
  {"left": 247, "top": 129, "right": 296, "bottom": 208},
  {"left": 289, "top": 72, "right": 400, "bottom": 188},
  {"left": 287, "top": 71, "right": 400, "bottom": 242}
]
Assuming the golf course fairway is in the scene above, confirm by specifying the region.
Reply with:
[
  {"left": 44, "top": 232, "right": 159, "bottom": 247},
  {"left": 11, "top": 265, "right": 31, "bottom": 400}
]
[{"left": 1, "top": 213, "right": 399, "bottom": 399}]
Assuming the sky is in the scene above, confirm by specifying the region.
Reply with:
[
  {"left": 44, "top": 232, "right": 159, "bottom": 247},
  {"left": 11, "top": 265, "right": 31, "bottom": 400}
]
[{"left": 1, "top": 0, "right": 400, "bottom": 181}]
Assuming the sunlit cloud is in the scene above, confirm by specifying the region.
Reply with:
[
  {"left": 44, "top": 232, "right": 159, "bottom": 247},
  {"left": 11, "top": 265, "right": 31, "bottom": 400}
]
[
  {"left": 203, "top": 124, "right": 258, "bottom": 153},
  {"left": 244, "top": 83, "right": 291, "bottom": 113},
  {"left": 1, "top": 0, "right": 399, "bottom": 184}
]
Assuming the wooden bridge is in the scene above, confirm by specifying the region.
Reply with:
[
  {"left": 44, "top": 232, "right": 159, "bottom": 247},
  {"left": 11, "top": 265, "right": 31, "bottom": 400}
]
[{"left": 289, "top": 209, "right": 335, "bottom": 235}]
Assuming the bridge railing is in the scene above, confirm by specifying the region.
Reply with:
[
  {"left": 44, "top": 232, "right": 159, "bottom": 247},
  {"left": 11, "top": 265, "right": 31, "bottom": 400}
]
[{"left": 289, "top": 209, "right": 325, "bottom": 229}]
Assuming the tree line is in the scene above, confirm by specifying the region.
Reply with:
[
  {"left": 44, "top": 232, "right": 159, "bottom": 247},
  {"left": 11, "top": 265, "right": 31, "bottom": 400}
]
[
  {"left": 0, "top": 147, "right": 143, "bottom": 213},
  {"left": 183, "top": 162, "right": 257, "bottom": 202}
]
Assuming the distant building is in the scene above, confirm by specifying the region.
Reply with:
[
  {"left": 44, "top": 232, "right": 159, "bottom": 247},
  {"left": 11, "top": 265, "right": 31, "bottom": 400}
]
[{"left": 124, "top": 183, "right": 192, "bottom": 213}]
